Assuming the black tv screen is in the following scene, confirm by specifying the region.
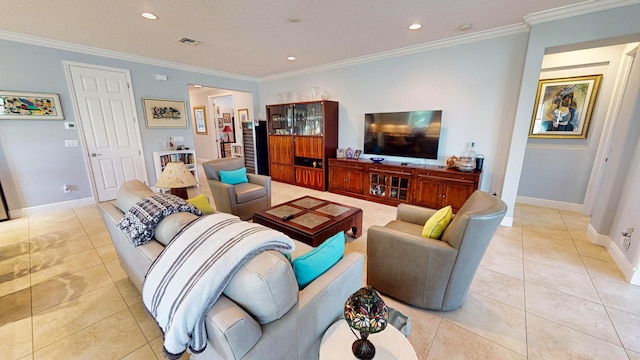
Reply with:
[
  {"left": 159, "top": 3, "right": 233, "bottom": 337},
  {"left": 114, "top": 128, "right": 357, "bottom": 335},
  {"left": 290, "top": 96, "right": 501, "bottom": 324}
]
[{"left": 364, "top": 110, "right": 442, "bottom": 159}]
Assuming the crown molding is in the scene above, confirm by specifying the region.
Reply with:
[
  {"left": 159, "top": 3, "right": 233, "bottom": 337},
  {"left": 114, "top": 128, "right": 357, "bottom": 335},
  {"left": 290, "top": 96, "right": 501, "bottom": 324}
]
[
  {"left": 525, "top": 0, "right": 640, "bottom": 25},
  {"left": 0, "top": 30, "right": 258, "bottom": 83},
  {"left": 260, "top": 24, "right": 529, "bottom": 81}
]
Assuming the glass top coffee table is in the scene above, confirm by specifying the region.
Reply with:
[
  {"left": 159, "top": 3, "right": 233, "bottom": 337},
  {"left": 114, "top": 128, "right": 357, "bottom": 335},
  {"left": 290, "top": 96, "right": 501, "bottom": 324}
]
[{"left": 253, "top": 196, "right": 363, "bottom": 247}]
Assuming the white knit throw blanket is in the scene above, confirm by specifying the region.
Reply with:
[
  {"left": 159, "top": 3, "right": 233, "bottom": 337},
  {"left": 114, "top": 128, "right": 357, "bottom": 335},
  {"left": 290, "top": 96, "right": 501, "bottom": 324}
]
[{"left": 142, "top": 213, "right": 295, "bottom": 359}]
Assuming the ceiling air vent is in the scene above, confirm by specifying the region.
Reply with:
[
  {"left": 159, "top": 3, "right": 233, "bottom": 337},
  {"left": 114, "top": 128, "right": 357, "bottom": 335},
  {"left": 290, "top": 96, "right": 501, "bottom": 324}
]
[{"left": 177, "top": 37, "right": 201, "bottom": 46}]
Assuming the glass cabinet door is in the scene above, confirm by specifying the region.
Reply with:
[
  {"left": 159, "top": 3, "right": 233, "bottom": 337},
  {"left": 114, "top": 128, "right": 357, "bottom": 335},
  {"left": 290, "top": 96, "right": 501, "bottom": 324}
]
[
  {"left": 293, "top": 102, "right": 323, "bottom": 136},
  {"left": 268, "top": 104, "right": 292, "bottom": 135}
]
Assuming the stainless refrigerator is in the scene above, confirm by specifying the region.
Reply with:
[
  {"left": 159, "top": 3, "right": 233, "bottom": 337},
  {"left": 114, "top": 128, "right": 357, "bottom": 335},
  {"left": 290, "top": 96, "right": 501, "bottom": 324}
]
[{"left": 0, "top": 181, "right": 8, "bottom": 221}]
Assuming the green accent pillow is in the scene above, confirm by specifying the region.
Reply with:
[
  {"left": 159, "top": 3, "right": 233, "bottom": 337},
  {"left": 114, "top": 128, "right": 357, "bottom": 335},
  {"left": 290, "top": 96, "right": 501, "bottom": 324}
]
[
  {"left": 219, "top": 167, "right": 248, "bottom": 185},
  {"left": 292, "top": 231, "right": 345, "bottom": 288},
  {"left": 421, "top": 205, "right": 452, "bottom": 239},
  {"left": 187, "top": 194, "right": 215, "bottom": 214}
]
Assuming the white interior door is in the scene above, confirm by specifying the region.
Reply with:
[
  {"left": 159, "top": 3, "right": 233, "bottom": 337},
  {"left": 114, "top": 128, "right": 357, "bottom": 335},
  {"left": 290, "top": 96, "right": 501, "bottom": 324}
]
[{"left": 68, "top": 63, "right": 147, "bottom": 201}]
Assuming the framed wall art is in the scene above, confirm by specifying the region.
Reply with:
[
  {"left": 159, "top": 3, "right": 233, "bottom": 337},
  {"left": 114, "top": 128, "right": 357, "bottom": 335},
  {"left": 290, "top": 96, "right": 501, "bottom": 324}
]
[
  {"left": 193, "top": 106, "right": 207, "bottom": 134},
  {"left": 223, "top": 113, "right": 231, "bottom": 123},
  {"left": 0, "top": 91, "right": 64, "bottom": 120},
  {"left": 528, "top": 74, "right": 602, "bottom": 139},
  {"left": 238, "top": 108, "right": 249, "bottom": 123},
  {"left": 142, "top": 98, "right": 188, "bottom": 128}
]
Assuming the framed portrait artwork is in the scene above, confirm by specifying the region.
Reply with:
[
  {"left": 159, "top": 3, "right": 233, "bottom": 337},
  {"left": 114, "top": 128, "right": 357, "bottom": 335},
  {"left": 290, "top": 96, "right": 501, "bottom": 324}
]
[
  {"left": 193, "top": 106, "right": 207, "bottom": 134},
  {"left": 238, "top": 108, "right": 249, "bottom": 123},
  {"left": 528, "top": 74, "right": 602, "bottom": 139},
  {"left": 223, "top": 113, "right": 231, "bottom": 123},
  {"left": 0, "top": 91, "right": 64, "bottom": 120},
  {"left": 336, "top": 149, "right": 346, "bottom": 159},
  {"left": 142, "top": 98, "right": 188, "bottom": 128},
  {"left": 353, "top": 150, "right": 362, "bottom": 160}
]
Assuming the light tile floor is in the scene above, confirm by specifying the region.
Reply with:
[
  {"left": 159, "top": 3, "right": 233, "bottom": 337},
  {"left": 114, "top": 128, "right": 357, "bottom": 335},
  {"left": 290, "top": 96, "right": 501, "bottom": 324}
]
[{"left": 2, "top": 169, "right": 640, "bottom": 359}]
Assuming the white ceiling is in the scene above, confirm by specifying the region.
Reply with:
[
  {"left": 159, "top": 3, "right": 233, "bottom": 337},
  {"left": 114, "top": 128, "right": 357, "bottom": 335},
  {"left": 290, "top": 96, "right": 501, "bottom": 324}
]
[{"left": 0, "top": 0, "right": 627, "bottom": 78}]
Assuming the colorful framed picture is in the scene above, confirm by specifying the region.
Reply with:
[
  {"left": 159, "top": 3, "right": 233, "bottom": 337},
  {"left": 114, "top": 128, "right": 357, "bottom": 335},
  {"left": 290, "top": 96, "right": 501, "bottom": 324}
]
[
  {"left": 223, "top": 113, "right": 231, "bottom": 123},
  {"left": 217, "top": 118, "right": 223, "bottom": 128},
  {"left": 238, "top": 108, "right": 249, "bottom": 122},
  {"left": 353, "top": 150, "right": 362, "bottom": 160},
  {"left": 528, "top": 74, "right": 602, "bottom": 139},
  {"left": 193, "top": 106, "right": 207, "bottom": 134},
  {"left": 336, "top": 149, "right": 346, "bottom": 159},
  {"left": 142, "top": 98, "right": 188, "bottom": 128},
  {"left": 0, "top": 91, "right": 64, "bottom": 120}
]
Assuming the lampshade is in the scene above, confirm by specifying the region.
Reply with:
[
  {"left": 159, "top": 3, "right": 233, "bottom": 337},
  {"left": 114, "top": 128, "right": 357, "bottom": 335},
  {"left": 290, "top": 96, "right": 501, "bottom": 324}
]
[
  {"left": 344, "top": 286, "right": 388, "bottom": 360},
  {"left": 222, "top": 125, "right": 233, "bottom": 133},
  {"left": 155, "top": 162, "right": 197, "bottom": 189}
]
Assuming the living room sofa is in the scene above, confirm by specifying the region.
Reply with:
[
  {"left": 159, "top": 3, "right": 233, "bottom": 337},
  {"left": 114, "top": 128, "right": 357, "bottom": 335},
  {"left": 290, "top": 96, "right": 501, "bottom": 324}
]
[{"left": 98, "top": 180, "right": 364, "bottom": 359}]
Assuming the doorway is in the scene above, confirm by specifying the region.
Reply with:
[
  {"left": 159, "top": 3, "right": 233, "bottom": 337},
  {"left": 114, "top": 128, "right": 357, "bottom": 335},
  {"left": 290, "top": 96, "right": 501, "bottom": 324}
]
[
  {"left": 66, "top": 62, "right": 148, "bottom": 201},
  {"left": 187, "top": 85, "right": 257, "bottom": 171},
  {"left": 516, "top": 42, "right": 638, "bottom": 214}
]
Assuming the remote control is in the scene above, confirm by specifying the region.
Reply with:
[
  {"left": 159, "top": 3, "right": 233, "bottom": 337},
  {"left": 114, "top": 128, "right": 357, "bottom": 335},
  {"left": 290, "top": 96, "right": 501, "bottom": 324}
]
[{"left": 282, "top": 214, "right": 294, "bottom": 221}]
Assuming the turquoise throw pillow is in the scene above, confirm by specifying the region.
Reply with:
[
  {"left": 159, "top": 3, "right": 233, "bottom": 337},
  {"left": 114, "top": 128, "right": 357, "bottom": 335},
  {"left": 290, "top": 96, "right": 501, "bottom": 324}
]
[
  {"left": 219, "top": 167, "right": 248, "bottom": 185},
  {"left": 292, "top": 231, "right": 345, "bottom": 288}
]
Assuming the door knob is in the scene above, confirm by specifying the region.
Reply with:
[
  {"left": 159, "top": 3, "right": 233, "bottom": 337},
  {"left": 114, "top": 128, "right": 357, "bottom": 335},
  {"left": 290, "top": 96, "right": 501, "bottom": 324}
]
[{"left": 91, "top": 153, "right": 102, "bottom": 157}]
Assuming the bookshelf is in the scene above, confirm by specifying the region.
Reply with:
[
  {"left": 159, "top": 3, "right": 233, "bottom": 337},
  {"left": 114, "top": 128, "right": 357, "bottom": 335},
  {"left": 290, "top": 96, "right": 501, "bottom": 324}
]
[{"left": 152, "top": 150, "right": 199, "bottom": 191}]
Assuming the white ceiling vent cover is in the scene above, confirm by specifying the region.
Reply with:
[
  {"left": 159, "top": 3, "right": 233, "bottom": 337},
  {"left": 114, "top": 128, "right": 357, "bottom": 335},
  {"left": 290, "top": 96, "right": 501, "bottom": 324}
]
[{"left": 177, "top": 37, "right": 201, "bottom": 46}]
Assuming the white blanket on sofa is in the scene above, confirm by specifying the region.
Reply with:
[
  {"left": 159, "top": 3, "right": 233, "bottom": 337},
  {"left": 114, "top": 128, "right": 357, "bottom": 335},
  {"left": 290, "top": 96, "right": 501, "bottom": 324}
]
[{"left": 142, "top": 213, "right": 295, "bottom": 359}]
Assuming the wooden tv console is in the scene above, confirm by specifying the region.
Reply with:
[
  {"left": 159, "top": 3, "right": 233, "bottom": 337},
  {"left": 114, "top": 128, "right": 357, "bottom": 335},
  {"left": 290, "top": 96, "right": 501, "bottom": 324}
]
[{"left": 328, "top": 158, "right": 482, "bottom": 212}]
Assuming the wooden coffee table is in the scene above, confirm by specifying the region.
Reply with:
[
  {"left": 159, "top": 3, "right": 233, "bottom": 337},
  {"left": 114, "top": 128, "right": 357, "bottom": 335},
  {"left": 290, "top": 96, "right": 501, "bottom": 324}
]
[{"left": 253, "top": 196, "right": 363, "bottom": 247}]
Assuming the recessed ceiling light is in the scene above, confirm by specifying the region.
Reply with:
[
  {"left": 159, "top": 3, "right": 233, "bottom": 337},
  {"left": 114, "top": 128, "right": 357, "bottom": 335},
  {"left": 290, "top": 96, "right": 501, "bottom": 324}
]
[
  {"left": 287, "top": 56, "right": 296, "bottom": 61},
  {"left": 409, "top": 23, "right": 422, "bottom": 30},
  {"left": 141, "top": 12, "right": 158, "bottom": 20},
  {"left": 458, "top": 24, "right": 472, "bottom": 31},
  {"left": 287, "top": 17, "right": 301, "bottom": 24},
  {"left": 194, "top": 85, "right": 202, "bottom": 88}
]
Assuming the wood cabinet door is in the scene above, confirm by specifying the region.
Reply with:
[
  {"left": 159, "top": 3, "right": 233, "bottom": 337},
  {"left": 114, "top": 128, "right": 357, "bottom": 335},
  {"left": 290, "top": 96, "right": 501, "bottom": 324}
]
[
  {"left": 270, "top": 163, "right": 294, "bottom": 183},
  {"left": 346, "top": 168, "right": 365, "bottom": 194},
  {"left": 442, "top": 180, "right": 475, "bottom": 213},
  {"left": 329, "top": 165, "right": 347, "bottom": 191},
  {"left": 295, "top": 167, "right": 323, "bottom": 190},
  {"left": 414, "top": 174, "right": 444, "bottom": 209},
  {"left": 294, "top": 136, "right": 323, "bottom": 158},
  {"left": 268, "top": 135, "right": 293, "bottom": 165}
]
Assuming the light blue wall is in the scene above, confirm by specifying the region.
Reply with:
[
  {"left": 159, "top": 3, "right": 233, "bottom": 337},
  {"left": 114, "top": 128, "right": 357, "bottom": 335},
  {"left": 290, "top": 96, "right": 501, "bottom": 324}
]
[
  {"left": 0, "top": 38, "right": 259, "bottom": 211},
  {"left": 502, "top": 3, "right": 640, "bottom": 224},
  {"left": 260, "top": 33, "right": 530, "bottom": 195}
]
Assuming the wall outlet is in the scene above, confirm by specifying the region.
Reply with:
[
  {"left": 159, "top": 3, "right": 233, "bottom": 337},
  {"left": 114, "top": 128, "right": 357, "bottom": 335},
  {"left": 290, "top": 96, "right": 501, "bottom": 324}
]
[{"left": 63, "top": 184, "right": 71, "bottom": 193}]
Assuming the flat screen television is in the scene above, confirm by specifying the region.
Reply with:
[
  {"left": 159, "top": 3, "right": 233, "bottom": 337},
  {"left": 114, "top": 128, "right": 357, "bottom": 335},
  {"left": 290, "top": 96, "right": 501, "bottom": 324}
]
[{"left": 364, "top": 110, "right": 442, "bottom": 159}]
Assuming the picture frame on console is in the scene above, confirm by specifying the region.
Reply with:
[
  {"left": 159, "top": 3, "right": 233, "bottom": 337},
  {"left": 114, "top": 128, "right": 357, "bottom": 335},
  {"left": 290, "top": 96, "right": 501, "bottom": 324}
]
[
  {"left": 353, "top": 150, "right": 361, "bottom": 160},
  {"left": 528, "top": 74, "right": 602, "bottom": 139},
  {"left": 336, "top": 149, "right": 346, "bottom": 159},
  {"left": 0, "top": 91, "right": 64, "bottom": 120}
]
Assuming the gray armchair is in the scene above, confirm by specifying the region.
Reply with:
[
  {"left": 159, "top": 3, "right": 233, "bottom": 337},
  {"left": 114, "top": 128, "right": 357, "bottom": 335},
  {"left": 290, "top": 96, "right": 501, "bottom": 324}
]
[
  {"left": 367, "top": 190, "right": 507, "bottom": 311},
  {"left": 202, "top": 157, "right": 271, "bottom": 220}
]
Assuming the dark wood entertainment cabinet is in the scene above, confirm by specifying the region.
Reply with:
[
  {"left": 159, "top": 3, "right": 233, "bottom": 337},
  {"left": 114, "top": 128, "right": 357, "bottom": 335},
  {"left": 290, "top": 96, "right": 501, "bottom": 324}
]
[{"left": 328, "top": 158, "right": 482, "bottom": 212}]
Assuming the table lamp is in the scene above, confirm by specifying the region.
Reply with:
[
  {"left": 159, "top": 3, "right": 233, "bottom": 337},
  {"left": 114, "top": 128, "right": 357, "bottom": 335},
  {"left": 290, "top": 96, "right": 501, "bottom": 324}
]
[
  {"left": 155, "top": 162, "right": 197, "bottom": 199},
  {"left": 222, "top": 125, "right": 233, "bottom": 142},
  {"left": 344, "top": 286, "right": 388, "bottom": 360}
]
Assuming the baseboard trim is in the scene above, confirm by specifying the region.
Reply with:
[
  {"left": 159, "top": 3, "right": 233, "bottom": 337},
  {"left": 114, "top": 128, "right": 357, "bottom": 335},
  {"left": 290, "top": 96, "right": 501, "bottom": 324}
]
[
  {"left": 9, "top": 197, "right": 95, "bottom": 218},
  {"left": 587, "top": 224, "right": 637, "bottom": 283},
  {"left": 501, "top": 216, "right": 514, "bottom": 227},
  {"left": 516, "top": 196, "right": 583, "bottom": 213}
]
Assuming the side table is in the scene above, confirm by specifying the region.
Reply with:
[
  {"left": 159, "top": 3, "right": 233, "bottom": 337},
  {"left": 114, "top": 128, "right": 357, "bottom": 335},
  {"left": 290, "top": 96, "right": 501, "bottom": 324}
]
[{"left": 319, "top": 320, "right": 418, "bottom": 360}]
